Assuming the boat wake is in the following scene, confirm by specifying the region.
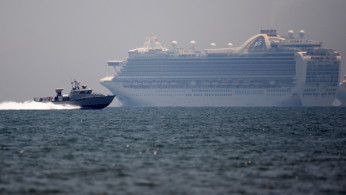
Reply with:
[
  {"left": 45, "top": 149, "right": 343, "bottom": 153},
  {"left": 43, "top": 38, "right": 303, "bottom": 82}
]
[{"left": 0, "top": 100, "right": 80, "bottom": 110}]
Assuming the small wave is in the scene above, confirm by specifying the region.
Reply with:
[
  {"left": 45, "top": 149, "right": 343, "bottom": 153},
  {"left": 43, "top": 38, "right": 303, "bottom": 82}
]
[{"left": 0, "top": 100, "right": 80, "bottom": 110}]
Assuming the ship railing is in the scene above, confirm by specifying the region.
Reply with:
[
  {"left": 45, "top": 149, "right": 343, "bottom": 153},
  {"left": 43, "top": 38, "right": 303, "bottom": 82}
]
[{"left": 108, "top": 61, "right": 125, "bottom": 66}]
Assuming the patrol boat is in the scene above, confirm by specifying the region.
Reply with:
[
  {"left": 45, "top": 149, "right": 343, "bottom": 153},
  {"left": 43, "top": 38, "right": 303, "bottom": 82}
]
[{"left": 34, "top": 80, "right": 115, "bottom": 109}]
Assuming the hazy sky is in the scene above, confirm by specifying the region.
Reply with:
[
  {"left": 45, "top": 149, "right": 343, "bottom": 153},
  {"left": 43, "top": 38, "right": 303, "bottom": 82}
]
[{"left": 1, "top": 0, "right": 345, "bottom": 103}]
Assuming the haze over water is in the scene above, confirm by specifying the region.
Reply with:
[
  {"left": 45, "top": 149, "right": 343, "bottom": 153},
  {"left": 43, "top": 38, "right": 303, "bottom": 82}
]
[{"left": 1, "top": 107, "right": 345, "bottom": 194}]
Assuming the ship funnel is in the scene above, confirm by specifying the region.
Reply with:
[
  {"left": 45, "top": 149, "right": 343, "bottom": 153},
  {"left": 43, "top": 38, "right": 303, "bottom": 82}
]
[
  {"left": 210, "top": 43, "right": 216, "bottom": 48},
  {"left": 299, "top": 30, "right": 305, "bottom": 39},
  {"left": 172, "top": 41, "right": 177, "bottom": 50},
  {"left": 190, "top": 40, "right": 196, "bottom": 51},
  {"left": 288, "top": 30, "right": 294, "bottom": 39},
  {"left": 227, "top": 43, "right": 233, "bottom": 48}
]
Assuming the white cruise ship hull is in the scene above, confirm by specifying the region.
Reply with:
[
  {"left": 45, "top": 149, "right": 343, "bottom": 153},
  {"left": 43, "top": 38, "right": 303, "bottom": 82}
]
[
  {"left": 101, "top": 80, "right": 337, "bottom": 107},
  {"left": 101, "top": 80, "right": 303, "bottom": 107},
  {"left": 336, "top": 82, "right": 346, "bottom": 106}
]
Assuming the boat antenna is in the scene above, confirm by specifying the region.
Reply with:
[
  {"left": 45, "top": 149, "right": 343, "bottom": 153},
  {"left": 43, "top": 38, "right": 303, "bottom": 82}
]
[{"left": 71, "top": 79, "right": 80, "bottom": 90}]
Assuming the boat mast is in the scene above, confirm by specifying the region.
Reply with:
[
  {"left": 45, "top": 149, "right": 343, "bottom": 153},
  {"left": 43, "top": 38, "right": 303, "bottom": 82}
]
[{"left": 71, "top": 80, "right": 80, "bottom": 90}]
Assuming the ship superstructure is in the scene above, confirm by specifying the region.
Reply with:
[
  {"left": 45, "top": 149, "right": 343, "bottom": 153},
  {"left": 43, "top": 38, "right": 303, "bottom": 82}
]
[{"left": 100, "top": 30, "right": 341, "bottom": 107}]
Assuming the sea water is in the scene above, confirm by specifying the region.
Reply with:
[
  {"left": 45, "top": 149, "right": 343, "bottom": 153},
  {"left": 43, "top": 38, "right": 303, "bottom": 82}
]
[{"left": 0, "top": 106, "right": 345, "bottom": 194}]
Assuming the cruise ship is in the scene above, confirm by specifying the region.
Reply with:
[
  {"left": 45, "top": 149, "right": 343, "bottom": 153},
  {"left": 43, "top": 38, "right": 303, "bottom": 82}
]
[{"left": 100, "top": 30, "right": 341, "bottom": 107}]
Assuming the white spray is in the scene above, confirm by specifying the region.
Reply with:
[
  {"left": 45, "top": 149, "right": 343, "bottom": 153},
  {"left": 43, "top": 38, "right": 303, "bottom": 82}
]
[{"left": 0, "top": 100, "right": 80, "bottom": 110}]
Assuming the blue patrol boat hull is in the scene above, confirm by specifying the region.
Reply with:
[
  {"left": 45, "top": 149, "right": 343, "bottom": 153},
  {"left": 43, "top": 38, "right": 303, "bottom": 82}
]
[
  {"left": 34, "top": 80, "right": 116, "bottom": 109},
  {"left": 52, "top": 95, "right": 115, "bottom": 109}
]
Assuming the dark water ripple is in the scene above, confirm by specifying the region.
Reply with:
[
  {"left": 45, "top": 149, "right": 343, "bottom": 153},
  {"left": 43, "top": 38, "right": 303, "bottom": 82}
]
[{"left": 0, "top": 107, "right": 346, "bottom": 194}]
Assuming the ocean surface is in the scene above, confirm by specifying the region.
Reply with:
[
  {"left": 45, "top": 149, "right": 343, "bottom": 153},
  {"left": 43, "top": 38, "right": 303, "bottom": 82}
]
[{"left": 0, "top": 105, "right": 346, "bottom": 194}]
